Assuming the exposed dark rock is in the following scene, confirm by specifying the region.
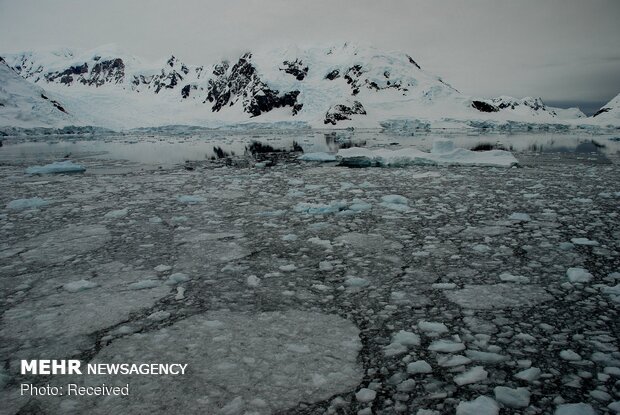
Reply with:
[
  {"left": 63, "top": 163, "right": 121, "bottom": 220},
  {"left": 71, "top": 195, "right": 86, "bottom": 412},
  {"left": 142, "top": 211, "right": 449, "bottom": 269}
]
[
  {"left": 86, "top": 58, "right": 125, "bottom": 86},
  {"left": 593, "top": 108, "right": 610, "bottom": 117},
  {"left": 406, "top": 55, "right": 421, "bottom": 69},
  {"left": 280, "top": 59, "right": 308, "bottom": 81},
  {"left": 325, "top": 69, "right": 340, "bottom": 80},
  {"left": 471, "top": 143, "right": 507, "bottom": 151},
  {"left": 472, "top": 100, "right": 499, "bottom": 113},
  {"left": 206, "top": 54, "right": 301, "bottom": 117},
  {"left": 324, "top": 101, "right": 366, "bottom": 125},
  {"left": 181, "top": 84, "right": 191, "bottom": 99}
]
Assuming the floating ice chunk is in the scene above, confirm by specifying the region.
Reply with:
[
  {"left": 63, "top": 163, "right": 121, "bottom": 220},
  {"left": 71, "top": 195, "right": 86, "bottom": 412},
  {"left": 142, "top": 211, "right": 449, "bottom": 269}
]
[
  {"left": 392, "top": 330, "right": 421, "bottom": 347},
  {"left": 26, "top": 160, "right": 86, "bottom": 174},
  {"left": 456, "top": 396, "right": 499, "bottom": 415},
  {"left": 554, "top": 403, "right": 596, "bottom": 415},
  {"left": 407, "top": 360, "right": 432, "bottom": 374},
  {"left": 337, "top": 145, "right": 518, "bottom": 168},
  {"left": 432, "top": 283, "right": 457, "bottom": 290},
  {"left": 466, "top": 350, "right": 509, "bottom": 363},
  {"left": 298, "top": 152, "right": 337, "bottom": 162},
  {"left": 154, "top": 264, "right": 172, "bottom": 272},
  {"left": 560, "top": 349, "right": 582, "bottom": 361},
  {"left": 499, "top": 273, "right": 530, "bottom": 283},
  {"left": 428, "top": 339, "right": 465, "bottom": 353},
  {"left": 348, "top": 201, "right": 372, "bottom": 212},
  {"left": 246, "top": 275, "right": 260, "bottom": 287},
  {"left": 149, "top": 216, "right": 162, "bottom": 224},
  {"left": 603, "top": 367, "right": 620, "bottom": 377},
  {"left": 104, "top": 208, "right": 128, "bottom": 219},
  {"left": 445, "top": 284, "right": 551, "bottom": 309},
  {"left": 345, "top": 277, "right": 369, "bottom": 287},
  {"left": 282, "top": 234, "right": 298, "bottom": 241},
  {"left": 175, "top": 286, "right": 185, "bottom": 300},
  {"left": 514, "top": 367, "right": 542, "bottom": 382},
  {"left": 454, "top": 366, "right": 488, "bottom": 385},
  {"left": 566, "top": 268, "right": 593, "bottom": 283},
  {"left": 438, "top": 355, "right": 472, "bottom": 367},
  {"left": 311, "top": 284, "right": 331, "bottom": 292},
  {"left": 319, "top": 261, "right": 334, "bottom": 271},
  {"left": 418, "top": 321, "right": 449, "bottom": 334},
  {"left": 220, "top": 396, "right": 244, "bottom": 415},
  {"left": 147, "top": 311, "right": 171, "bottom": 321},
  {"left": 63, "top": 279, "right": 98, "bottom": 293},
  {"left": 494, "top": 386, "right": 530, "bottom": 408},
  {"left": 384, "top": 330, "right": 420, "bottom": 357},
  {"left": 509, "top": 212, "right": 531, "bottom": 222},
  {"left": 432, "top": 139, "right": 455, "bottom": 154},
  {"left": 397, "top": 379, "right": 416, "bottom": 392},
  {"left": 286, "top": 343, "right": 311, "bottom": 353},
  {"left": 355, "top": 388, "right": 376, "bottom": 403},
  {"left": 166, "top": 273, "right": 190, "bottom": 285},
  {"left": 308, "top": 237, "right": 333, "bottom": 250},
  {"left": 294, "top": 201, "right": 347, "bottom": 215},
  {"left": 570, "top": 238, "right": 599, "bottom": 246},
  {"left": 128, "top": 279, "right": 160, "bottom": 290},
  {"left": 177, "top": 195, "right": 205, "bottom": 204},
  {"left": 6, "top": 197, "right": 48, "bottom": 210},
  {"left": 383, "top": 342, "right": 408, "bottom": 357},
  {"left": 279, "top": 264, "right": 297, "bottom": 272}
]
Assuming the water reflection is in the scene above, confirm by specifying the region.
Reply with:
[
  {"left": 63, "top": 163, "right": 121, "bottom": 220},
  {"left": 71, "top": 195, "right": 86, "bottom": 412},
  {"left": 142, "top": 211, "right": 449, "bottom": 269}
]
[{"left": 0, "top": 131, "right": 618, "bottom": 166}]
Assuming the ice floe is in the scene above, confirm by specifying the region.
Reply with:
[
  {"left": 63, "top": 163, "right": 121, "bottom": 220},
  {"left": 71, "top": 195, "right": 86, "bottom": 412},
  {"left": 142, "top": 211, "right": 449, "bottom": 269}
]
[
  {"left": 25, "top": 160, "right": 86, "bottom": 174},
  {"left": 337, "top": 140, "right": 518, "bottom": 168}
]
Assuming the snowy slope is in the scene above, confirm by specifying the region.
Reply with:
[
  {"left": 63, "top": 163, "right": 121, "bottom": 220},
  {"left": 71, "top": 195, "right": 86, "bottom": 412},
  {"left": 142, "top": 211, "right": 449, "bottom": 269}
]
[
  {"left": 0, "top": 57, "right": 75, "bottom": 128},
  {"left": 591, "top": 93, "right": 620, "bottom": 123},
  {"left": 1, "top": 43, "right": 615, "bottom": 130}
]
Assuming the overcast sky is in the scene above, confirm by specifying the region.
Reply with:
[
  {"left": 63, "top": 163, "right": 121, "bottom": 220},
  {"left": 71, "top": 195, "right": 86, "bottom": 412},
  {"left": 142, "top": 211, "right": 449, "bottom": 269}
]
[{"left": 1, "top": 0, "right": 618, "bottom": 113}]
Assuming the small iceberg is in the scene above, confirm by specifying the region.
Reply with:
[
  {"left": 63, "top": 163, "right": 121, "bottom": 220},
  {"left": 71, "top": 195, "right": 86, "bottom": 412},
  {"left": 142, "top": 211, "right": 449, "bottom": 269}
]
[
  {"left": 337, "top": 139, "right": 518, "bottom": 168},
  {"left": 6, "top": 197, "right": 49, "bottom": 210},
  {"left": 26, "top": 160, "right": 86, "bottom": 175}
]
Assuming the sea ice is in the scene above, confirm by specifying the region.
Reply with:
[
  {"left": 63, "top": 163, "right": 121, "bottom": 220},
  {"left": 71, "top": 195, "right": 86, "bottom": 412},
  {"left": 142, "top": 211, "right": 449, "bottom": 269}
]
[
  {"left": 445, "top": 284, "right": 551, "bottom": 309},
  {"left": 570, "top": 238, "right": 599, "bottom": 246},
  {"left": 454, "top": 366, "right": 488, "bottom": 385},
  {"left": 407, "top": 360, "right": 432, "bottom": 374},
  {"left": 428, "top": 339, "right": 465, "bottom": 353},
  {"left": 494, "top": 386, "right": 530, "bottom": 408},
  {"left": 554, "top": 403, "right": 596, "bottom": 415},
  {"left": 6, "top": 197, "right": 48, "bottom": 210},
  {"left": 418, "top": 321, "right": 449, "bottom": 334},
  {"left": 337, "top": 143, "right": 518, "bottom": 168},
  {"left": 566, "top": 267, "right": 593, "bottom": 283},
  {"left": 63, "top": 279, "right": 98, "bottom": 293},
  {"left": 456, "top": 396, "right": 499, "bottom": 415},
  {"left": 355, "top": 388, "right": 377, "bottom": 403},
  {"left": 177, "top": 195, "right": 206, "bottom": 204},
  {"left": 514, "top": 367, "right": 542, "bottom": 382},
  {"left": 49, "top": 310, "right": 362, "bottom": 414},
  {"left": 25, "top": 160, "right": 86, "bottom": 174}
]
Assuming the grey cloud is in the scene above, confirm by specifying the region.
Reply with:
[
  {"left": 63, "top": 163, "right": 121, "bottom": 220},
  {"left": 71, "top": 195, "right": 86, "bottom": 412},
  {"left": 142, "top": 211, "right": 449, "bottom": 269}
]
[{"left": 0, "top": 0, "right": 618, "bottom": 109}]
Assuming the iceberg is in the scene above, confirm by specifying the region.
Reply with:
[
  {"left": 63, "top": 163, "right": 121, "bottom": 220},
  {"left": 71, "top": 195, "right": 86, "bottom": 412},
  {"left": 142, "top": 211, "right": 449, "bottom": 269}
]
[
  {"left": 25, "top": 160, "right": 86, "bottom": 174},
  {"left": 337, "top": 139, "right": 518, "bottom": 168}
]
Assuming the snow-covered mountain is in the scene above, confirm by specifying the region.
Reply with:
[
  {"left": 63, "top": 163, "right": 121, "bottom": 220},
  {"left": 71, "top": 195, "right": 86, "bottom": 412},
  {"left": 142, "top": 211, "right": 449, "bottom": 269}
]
[
  {"left": 0, "top": 43, "right": 614, "bottom": 130},
  {"left": 0, "top": 56, "right": 75, "bottom": 128},
  {"left": 592, "top": 93, "right": 620, "bottom": 122}
]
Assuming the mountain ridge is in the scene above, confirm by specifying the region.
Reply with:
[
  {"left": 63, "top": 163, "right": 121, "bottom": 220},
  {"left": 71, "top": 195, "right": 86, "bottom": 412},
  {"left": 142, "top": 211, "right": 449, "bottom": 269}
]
[{"left": 1, "top": 43, "right": 617, "bottom": 131}]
